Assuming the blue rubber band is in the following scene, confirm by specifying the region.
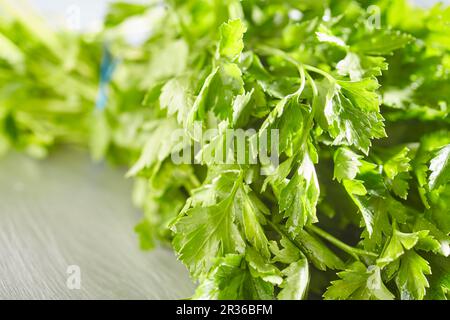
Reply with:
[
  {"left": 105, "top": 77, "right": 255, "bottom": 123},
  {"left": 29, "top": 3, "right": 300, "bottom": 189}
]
[{"left": 96, "top": 45, "right": 119, "bottom": 111}]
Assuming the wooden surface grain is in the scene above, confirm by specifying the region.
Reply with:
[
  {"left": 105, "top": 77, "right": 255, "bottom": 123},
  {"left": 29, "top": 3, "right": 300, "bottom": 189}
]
[{"left": 0, "top": 148, "right": 195, "bottom": 300}]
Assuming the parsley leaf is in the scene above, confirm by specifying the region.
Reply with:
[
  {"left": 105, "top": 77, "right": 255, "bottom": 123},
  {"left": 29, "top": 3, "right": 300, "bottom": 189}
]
[{"left": 324, "top": 262, "right": 395, "bottom": 300}]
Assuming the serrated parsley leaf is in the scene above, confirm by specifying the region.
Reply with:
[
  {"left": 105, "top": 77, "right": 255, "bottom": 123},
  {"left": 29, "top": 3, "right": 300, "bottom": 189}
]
[
  {"left": 382, "top": 147, "right": 412, "bottom": 199},
  {"left": 193, "top": 254, "right": 275, "bottom": 300},
  {"left": 337, "top": 52, "right": 389, "bottom": 81},
  {"left": 173, "top": 171, "right": 275, "bottom": 277},
  {"left": 321, "top": 79, "right": 386, "bottom": 154},
  {"left": 429, "top": 144, "right": 450, "bottom": 190},
  {"left": 280, "top": 152, "right": 320, "bottom": 235},
  {"left": 396, "top": 250, "right": 431, "bottom": 300},
  {"left": 329, "top": 95, "right": 384, "bottom": 153},
  {"left": 172, "top": 197, "right": 246, "bottom": 277},
  {"left": 159, "top": 77, "right": 193, "bottom": 125},
  {"left": 383, "top": 147, "right": 412, "bottom": 180},
  {"left": 218, "top": 19, "right": 247, "bottom": 61},
  {"left": 269, "top": 237, "right": 301, "bottom": 264},
  {"left": 333, "top": 147, "right": 363, "bottom": 182},
  {"left": 336, "top": 52, "right": 364, "bottom": 81},
  {"left": 377, "top": 227, "right": 427, "bottom": 268},
  {"left": 238, "top": 187, "right": 271, "bottom": 258},
  {"left": 391, "top": 172, "right": 411, "bottom": 199},
  {"left": 278, "top": 259, "right": 309, "bottom": 300},
  {"left": 296, "top": 230, "right": 344, "bottom": 271},
  {"left": 324, "top": 262, "right": 394, "bottom": 300},
  {"left": 246, "top": 247, "right": 283, "bottom": 285}
]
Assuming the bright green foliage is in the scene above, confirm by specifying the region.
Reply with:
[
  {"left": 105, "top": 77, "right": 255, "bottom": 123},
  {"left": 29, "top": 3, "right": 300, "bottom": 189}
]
[
  {"left": 429, "top": 144, "right": 450, "bottom": 190},
  {"left": 324, "top": 262, "right": 395, "bottom": 300},
  {"left": 278, "top": 259, "right": 309, "bottom": 300},
  {"left": 333, "top": 147, "right": 363, "bottom": 182},
  {"left": 1, "top": 0, "right": 450, "bottom": 300},
  {"left": 395, "top": 250, "right": 432, "bottom": 300}
]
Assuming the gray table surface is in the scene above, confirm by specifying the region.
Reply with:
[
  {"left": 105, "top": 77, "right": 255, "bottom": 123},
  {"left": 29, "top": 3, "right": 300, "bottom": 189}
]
[{"left": 0, "top": 148, "right": 195, "bottom": 299}]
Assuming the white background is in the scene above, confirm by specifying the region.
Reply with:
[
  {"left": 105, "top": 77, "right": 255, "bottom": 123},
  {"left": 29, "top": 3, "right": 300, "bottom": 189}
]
[{"left": 30, "top": 0, "right": 450, "bottom": 30}]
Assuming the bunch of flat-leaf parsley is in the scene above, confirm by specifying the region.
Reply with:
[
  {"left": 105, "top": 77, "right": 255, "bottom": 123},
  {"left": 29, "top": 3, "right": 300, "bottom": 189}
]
[{"left": 0, "top": 0, "right": 449, "bottom": 300}]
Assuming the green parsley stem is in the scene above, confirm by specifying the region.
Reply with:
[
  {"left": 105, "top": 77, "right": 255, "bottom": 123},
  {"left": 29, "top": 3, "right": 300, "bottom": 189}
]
[
  {"left": 303, "top": 65, "right": 335, "bottom": 82},
  {"left": 255, "top": 45, "right": 335, "bottom": 82},
  {"left": 307, "top": 225, "right": 378, "bottom": 259},
  {"left": 268, "top": 220, "right": 375, "bottom": 261}
]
